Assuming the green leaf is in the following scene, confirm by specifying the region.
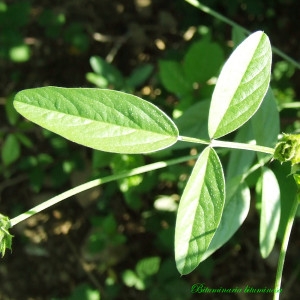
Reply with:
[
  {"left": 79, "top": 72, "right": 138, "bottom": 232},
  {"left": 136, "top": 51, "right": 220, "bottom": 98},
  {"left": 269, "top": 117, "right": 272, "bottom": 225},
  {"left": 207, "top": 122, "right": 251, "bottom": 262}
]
[
  {"left": 159, "top": 60, "right": 191, "bottom": 96},
  {"left": 172, "top": 100, "right": 210, "bottom": 150},
  {"left": 226, "top": 121, "right": 255, "bottom": 179},
  {"left": 14, "top": 87, "right": 179, "bottom": 154},
  {"left": 183, "top": 39, "right": 224, "bottom": 84},
  {"left": 259, "top": 167, "right": 280, "bottom": 258},
  {"left": 5, "top": 95, "right": 20, "bottom": 125},
  {"left": 86, "top": 72, "right": 109, "bottom": 89},
  {"left": 126, "top": 64, "right": 154, "bottom": 88},
  {"left": 122, "top": 269, "right": 143, "bottom": 289},
  {"left": 92, "top": 150, "right": 113, "bottom": 169},
  {"left": 136, "top": 256, "right": 161, "bottom": 278},
  {"left": 208, "top": 31, "right": 272, "bottom": 139},
  {"left": 251, "top": 88, "right": 280, "bottom": 161},
  {"left": 1, "top": 134, "right": 20, "bottom": 165},
  {"left": 175, "top": 147, "right": 225, "bottom": 275},
  {"left": 273, "top": 162, "right": 297, "bottom": 240},
  {"left": 89, "top": 56, "right": 124, "bottom": 89},
  {"left": 199, "top": 177, "right": 250, "bottom": 262},
  {"left": 231, "top": 26, "right": 248, "bottom": 49},
  {"left": 111, "top": 154, "right": 144, "bottom": 210},
  {"left": 111, "top": 154, "right": 144, "bottom": 185},
  {"left": 14, "top": 132, "right": 34, "bottom": 148}
]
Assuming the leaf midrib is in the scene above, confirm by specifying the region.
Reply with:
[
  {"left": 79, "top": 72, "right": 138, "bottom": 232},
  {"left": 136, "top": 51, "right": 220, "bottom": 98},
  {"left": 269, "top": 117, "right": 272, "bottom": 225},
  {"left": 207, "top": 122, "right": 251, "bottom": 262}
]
[{"left": 15, "top": 100, "right": 177, "bottom": 139}]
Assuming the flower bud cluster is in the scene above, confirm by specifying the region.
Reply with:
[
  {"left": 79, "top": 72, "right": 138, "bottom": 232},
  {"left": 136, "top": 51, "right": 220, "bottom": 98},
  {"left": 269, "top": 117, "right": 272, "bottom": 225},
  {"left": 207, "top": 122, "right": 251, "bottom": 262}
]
[
  {"left": 273, "top": 133, "right": 300, "bottom": 166},
  {"left": 0, "top": 213, "right": 13, "bottom": 257}
]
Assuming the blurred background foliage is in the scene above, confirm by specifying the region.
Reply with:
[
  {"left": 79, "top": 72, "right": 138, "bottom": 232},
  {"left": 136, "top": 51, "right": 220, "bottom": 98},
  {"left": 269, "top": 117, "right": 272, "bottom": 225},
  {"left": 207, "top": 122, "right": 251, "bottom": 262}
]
[{"left": 1, "top": 0, "right": 300, "bottom": 299}]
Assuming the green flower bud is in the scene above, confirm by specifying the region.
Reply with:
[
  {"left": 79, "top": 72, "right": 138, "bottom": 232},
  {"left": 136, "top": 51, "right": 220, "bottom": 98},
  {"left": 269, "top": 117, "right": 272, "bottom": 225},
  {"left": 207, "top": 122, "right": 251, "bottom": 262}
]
[
  {"left": 273, "top": 133, "right": 300, "bottom": 166},
  {"left": 0, "top": 213, "right": 13, "bottom": 257}
]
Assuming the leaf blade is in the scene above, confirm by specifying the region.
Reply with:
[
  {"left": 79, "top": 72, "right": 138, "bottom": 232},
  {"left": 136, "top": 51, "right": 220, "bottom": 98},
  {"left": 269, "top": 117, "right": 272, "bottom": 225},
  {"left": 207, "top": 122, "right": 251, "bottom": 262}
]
[
  {"left": 259, "top": 167, "right": 281, "bottom": 258},
  {"left": 172, "top": 99, "right": 210, "bottom": 150},
  {"left": 183, "top": 39, "right": 224, "bottom": 84},
  {"left": 226, "top": 121, "right": 255, "bottom": 179},
  {"left": 159, "top": 60, "right": 191, "bottom": 96},
  {"left": 199, "top": 177, "right": 250, "bottom": 262},
  {"left": 251, "top": 88, "right": 280, "bottom": 161},
  {"left": 175, "top": 147, "right": 225, "bottom": 275},
  {"left": 14, "top": 87, "right": 179, "bottom": 154},
  {"left": 1, "top": 134, "right": 20, "bottom": 166},
  {"left": 208, "top": 31, "right": 272, "bottom": 138}
]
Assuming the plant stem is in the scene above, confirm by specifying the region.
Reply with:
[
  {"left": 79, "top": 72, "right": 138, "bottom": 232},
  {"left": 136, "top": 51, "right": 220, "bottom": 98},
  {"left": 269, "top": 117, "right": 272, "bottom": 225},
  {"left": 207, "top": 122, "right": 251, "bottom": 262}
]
[
  {"left": 9, "top": 154, "right": 199, "bottom": 227},
  {"left": 210, "top": 139, "right": 274, "bottom": 155},
  {"left": 278, "top": 102, "right": 300, "bottom": 110},
  {"left": 185, "top": 0, "right": 247, "bottom": 33},
  {"left": 177, "top": 135, "right": 210, "bottom": 145},
  {"left": 273, "top": 194, "right": 299, "bottom": 300},
  {"left": 185, "top": 0, "right": 300, "bottom": 70},
  {"left": 9, "top": 134, "right": 274, "bottom": 227},
  {"left": 179, "top": 136, "right": 275, "bottom": 154}
]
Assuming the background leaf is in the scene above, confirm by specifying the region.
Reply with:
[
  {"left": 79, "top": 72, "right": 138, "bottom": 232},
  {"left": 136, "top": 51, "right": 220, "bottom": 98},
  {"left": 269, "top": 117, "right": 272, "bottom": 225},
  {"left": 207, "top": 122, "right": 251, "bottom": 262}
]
[
  {"left": 5, "top": 95, "right": 20, "bottom": 125},
  {"left": 251, "top": 88, "right": 280, "bottom": 162},
  {"left": 175, "top": 147, "right": 225, "bottom": 275},
  {"left": 159, "top": 60, "right": 191, "bottom": 96},
  {"left": 1, "top": 134, "right": 20, "bottom": 166},
  {"left": 136, "top": 256, "right": 161, "bottom": 278},
  {"left": 183, "top": 39, "right": 224, "bottom": 84},
  {"left": 208, "top": 31, "right": 272, "bottom": 138},
  {"left": 272, "top": 162, "right": 297, "bottom": 241},
  {"left": 259, "top": 167, "right": 281, "bottom": 258},
  {"left": 87, "top": 55, "right": 124, "bottom": 89},
  {"left": 231, "top": 26, "right": 248, "bottom": 49},
  {"left": 226, "top": 121, "right": 255, "bottom": 180},
  {"left": 159, "top": 38, "right": 224, "bottom": 98},
  {"left": 14, "top": 87, "right": 179, "bottom": 154},
  {"left": 126, "top": 64, "right": 154, "bottom": 88},
  {"left": 110, "top": 154, "right": 145, "bottom": 210},
  {"left": 172, "top": 100, "right": 210, "bottom": 150}
]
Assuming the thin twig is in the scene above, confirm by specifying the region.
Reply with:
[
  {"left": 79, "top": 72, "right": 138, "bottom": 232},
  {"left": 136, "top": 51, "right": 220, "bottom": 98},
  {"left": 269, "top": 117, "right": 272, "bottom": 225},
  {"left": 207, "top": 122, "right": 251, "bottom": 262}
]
[{"left": 185, "top": 0, "right": 300, "bottom": 69}]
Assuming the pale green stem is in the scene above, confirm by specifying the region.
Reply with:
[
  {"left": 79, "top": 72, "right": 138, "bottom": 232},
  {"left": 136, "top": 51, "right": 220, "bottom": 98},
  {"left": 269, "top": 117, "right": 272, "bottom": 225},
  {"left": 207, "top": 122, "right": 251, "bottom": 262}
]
[
  {"left": 179, "top": 136, "right": 275, "bottom": 154},
  {"left": 273, "top": 194, "right": 299, "bottom": 300},
  {"left": 185, "top": 0, "right": 300, "bottom": 69},
  {"left": 177, "top": 135, "right": 210, "bottom": 145},
  {"left": 210, "top": 139, "right": 274, "bottom": 155},
  {"left": 10, "top": 135, "right": 274, "bottom": 227},
  {"left": 185, "top": 0, "right": 247, "bottom": 32},
  {"left": 9, "top": 154, "right": 198, "bottom": 227},
  {"left": 279, "top": 102, "right": 300, "bottom": 110}
]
